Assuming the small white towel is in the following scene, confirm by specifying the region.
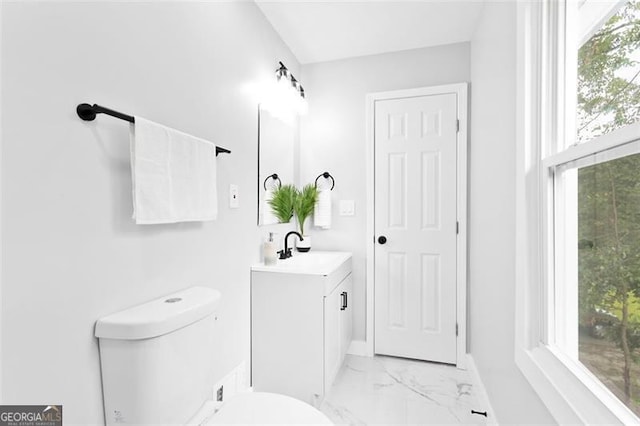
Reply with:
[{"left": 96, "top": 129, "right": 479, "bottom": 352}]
[
  {"left": 130, "top": 117, "right": 218, "bottom": 224},
  {"left": 262, "top": 187, "right": 279, "bottom": 225},
  {"left": 314, "top": 187, "right": 332, "bottom": 229}
]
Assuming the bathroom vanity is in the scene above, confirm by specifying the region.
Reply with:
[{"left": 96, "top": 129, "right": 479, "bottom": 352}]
[{"left": 251, "top": 251, "right": 353, "bottom": 406}]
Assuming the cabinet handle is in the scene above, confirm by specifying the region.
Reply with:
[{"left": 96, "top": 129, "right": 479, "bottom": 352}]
[{"left": 341, "top": 291, "right": 348, "bottom": 310}]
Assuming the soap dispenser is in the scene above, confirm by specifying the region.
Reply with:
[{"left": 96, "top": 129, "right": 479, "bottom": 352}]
[{"left": 263, "top": 232, "right": 278, "bottom": 266}]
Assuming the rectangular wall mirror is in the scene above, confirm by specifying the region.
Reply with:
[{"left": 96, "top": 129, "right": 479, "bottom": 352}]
[{"left": 258, "top": 105, "right": 296, "bottom": 226}]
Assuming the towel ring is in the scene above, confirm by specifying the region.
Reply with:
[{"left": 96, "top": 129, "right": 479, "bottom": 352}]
[
  {"left": 314, "top": 172, "right": 335, "bottom": 191},
  {"left": 263, "top": 173, "right": 281, "bottom": 190}
]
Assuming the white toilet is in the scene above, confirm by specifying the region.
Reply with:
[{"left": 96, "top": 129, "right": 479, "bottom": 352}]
[{"left": 95, "top": 286, "right": 332, "bottom": 425}]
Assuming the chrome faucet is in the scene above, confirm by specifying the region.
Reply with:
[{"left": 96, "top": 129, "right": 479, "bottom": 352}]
[{"left": 279, "top": 231, "right": 303, "bottom": 259}]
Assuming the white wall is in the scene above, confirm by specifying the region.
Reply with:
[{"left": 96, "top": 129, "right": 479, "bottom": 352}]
[
  {"left": 469, "top": 2, "right": 555, "bottom": 424},
  {"left": 1, "top": 3, "right": 298, "bottom": 424},
  {"left": 299, "top": 43, "right": 470, "bottom": 343}
]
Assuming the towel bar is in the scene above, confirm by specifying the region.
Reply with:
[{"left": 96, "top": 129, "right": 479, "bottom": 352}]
[{"left": 76, "top": 103, "right": 232, "bottom": 156}]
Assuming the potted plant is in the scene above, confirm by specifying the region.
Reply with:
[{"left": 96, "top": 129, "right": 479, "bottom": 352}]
[
  {"left": 268, "top": 184, "right": 296, "bottom": 224},
  {"left": 294, "top": 184, "right": 318, "bottom": 252}
]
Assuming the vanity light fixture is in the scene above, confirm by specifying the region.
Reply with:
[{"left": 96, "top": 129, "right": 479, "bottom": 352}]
[
  {"left": 275, "top": 61, "right": 308, "bottom": 116},
  {"left": 259, "top": 61, "right": 308, "bottom": 124}
]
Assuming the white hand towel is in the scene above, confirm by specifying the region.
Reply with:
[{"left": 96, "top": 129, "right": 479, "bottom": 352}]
[
  {"left": 262, "top": 187, "right": 279, "bottom": 225},
  {"left": 314, "top": 187, "right": 332, "bottom": 229},
  {"left": 130, "top": 117, "right": 218, "bottom": 224}
]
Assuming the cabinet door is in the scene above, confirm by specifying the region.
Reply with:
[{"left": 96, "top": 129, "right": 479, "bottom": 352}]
[
  {"left": 252, "top": 273, "right": 325, "bottom": 403},
  {"left": 323, "top": 284, "right": 342, "bottom": 393},
  {"left": 340, "top": 273, "right": 354, "bottom": 361}
]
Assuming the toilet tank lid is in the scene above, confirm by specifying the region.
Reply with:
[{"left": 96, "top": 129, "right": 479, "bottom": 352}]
[{"left": 95, "top": 287, "right": 221, "bottom": 340}]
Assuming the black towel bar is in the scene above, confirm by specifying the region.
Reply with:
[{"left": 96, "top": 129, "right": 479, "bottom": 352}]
[{"left": 76, "top": 103, "right": 232, "bottom": 156}]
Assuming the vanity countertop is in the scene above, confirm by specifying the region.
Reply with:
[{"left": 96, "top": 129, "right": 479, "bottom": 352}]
[{"left": 251, "top": 251, "right": 352, "bottom": 276}]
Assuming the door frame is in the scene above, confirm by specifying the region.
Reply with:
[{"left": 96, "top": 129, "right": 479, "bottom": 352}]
[{"left": 365, "top": 83, "right": 468, "bottom": 368}]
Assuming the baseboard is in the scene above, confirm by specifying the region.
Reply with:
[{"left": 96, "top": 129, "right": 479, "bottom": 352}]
[
  {"left": 466, "top": 354, "right": 499, "bottom": 425},
  {"left": 347, "top": 340, "right": 370, "bottom": 357}
]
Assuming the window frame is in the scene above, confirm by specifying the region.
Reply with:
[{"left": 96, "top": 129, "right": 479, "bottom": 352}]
[{"left": 516, "top": 1, "right": 640, "bottom": 423}]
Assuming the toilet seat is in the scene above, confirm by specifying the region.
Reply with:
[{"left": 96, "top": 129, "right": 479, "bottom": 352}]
[{"left": 195, "top": 392, "right": 333, "bottom": 425}]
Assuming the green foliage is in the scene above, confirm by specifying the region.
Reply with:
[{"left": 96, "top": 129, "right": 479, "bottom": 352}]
[
  {"left": 579, "top": 155, "right": 640, "bottom": 322},
  {"left": 578, "top": 1, "right": 640, "bottom": 142},
  {"left": 268, "top": 184, "right": 296, "bottom": 223},
  {"left": 267, "top": 183, "right": 319, "bottom": 234},
  {"left": 294, "top": 184, "right": 318, "bottom": 236}
]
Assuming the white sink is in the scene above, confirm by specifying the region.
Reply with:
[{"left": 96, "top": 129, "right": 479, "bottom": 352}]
[{"left": 251, "top": 251, "right": 352, "bottom": 276}]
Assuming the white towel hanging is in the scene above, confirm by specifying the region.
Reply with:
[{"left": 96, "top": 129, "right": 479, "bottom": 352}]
[
  {"left": 130, "top": 117, "right": 218, "bottom": 224},
  {"left": 262, "top": 187, "right": 279, "bottom": 225},
  {"left": 314, "top": 186, "right": 332, "bottom": 229}
]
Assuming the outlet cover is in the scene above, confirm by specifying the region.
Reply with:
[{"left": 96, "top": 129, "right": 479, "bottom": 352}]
[
  {"left": 212, "top": 362, "right": 248, "bottom": 402},
  {"left": 339, "top": 200, "right": 355, "bottom": 216},
  {"left": 216, "top": 385, "right": 223, "bottom": 401}
]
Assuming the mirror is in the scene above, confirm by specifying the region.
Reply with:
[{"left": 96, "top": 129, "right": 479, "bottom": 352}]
[{"left": 258, "top": 105, "right": 296, "bottom": 226}]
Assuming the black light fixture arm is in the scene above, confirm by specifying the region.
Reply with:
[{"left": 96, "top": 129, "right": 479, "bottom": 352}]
[{"left": 76, "top": 103, "right": 231, "bottom": 156}]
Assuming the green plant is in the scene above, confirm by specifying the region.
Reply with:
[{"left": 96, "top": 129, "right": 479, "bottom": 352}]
[
  {"left": 268, "top": 184, "right": 296, "bottom": 223},
  {"left": 294, "top": 184, "right": 318, "bottom": 235}
]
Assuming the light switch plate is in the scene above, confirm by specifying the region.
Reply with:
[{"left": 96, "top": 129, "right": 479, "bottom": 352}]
[
  {"left": 229, "top": 184, "right": 239, "bottom": 208},
  {"left": 339, "top": 200, "right": 355, "bottom": 216}
]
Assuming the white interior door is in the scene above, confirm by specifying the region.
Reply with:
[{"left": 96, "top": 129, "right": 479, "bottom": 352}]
[{"left": 374, "top": 93, "right": 458, "bottom": 364}]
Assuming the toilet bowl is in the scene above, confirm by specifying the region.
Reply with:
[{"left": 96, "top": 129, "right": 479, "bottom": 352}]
[
  {"left": 189, "top": 392, "right": 332, "bottom": 425},
  {"left": 95, "top": 287, "right": 332, "bottom": 425}
]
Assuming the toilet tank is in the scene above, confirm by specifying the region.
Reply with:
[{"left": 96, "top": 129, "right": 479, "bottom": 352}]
[{"left": 95, "top": 287, "right": 221, "bottom": 426}]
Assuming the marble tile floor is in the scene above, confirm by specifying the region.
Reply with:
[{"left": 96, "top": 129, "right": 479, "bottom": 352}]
[{"left": 319, "top": 355, "right": 488, "bottom": 426}]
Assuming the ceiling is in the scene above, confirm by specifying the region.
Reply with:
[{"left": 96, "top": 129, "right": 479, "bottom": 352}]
[{"left": 255, "top": 0, "right": 485, "bottom": 64}]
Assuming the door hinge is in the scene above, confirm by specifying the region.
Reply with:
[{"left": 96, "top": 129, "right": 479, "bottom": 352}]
[
  {"left": 456, "top": 323, "right": 459, "bottom": 336},
  {"left": 456, "top": 119, "right": 460, "bottom": 133},
  {"left": 456, "top": 221, "right": 459, "bottom": 234}
]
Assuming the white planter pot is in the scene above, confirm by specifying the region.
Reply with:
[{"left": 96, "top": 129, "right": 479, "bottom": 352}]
[{"left": 297, "top": 235, "right": 311, "bottom": 252}]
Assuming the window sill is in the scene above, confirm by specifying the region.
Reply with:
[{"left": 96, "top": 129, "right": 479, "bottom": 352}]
[{"left": 516, "top": 344, "right": 639, "bottom": 425}]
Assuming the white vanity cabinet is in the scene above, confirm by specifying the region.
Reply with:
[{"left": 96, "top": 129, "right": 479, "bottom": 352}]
[{"left": 251, "top": 251, "right": 353, "bottom": 405}]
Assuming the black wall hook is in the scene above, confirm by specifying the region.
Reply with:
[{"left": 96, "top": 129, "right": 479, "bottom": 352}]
[
  {"left": 263, "top": 173, "right": 281, "bottom": 190},
  {"left": 76, "top": 103, "right": 231, "bottom": 156},
  {"left": 314, "top": 172, "right": 335, "bottom": 190}
]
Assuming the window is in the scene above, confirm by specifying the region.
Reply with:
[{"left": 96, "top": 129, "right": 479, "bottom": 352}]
[
  {"left": 577, "top": 1, "right": 640, "bottom": 144},
  {"left": 577, "top": 151, "right": 640, "bottom": 416},
  {"left": 548, "top": 0, "right": 640, "bottom": 419},
  {"left": 554, "top": 142, "right": 640, "bottom": 416},
  {"left": 517, "top": 1, "right": 640, "bottom": 421}
]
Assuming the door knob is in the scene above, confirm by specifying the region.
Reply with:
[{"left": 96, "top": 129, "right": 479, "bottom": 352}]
[{"left": 378, "top": 236, "right": 387, "bottom": 245}]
